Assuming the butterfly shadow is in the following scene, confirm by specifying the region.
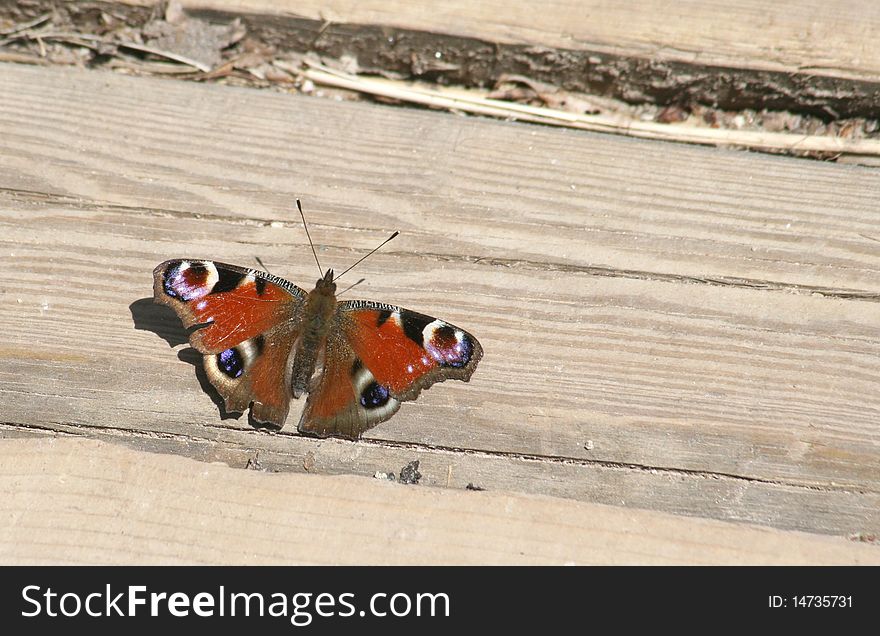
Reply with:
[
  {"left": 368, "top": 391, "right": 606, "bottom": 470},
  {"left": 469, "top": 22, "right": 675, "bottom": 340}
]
[{"left": 130, "top": 297, "right": 245, "bottom": 423}]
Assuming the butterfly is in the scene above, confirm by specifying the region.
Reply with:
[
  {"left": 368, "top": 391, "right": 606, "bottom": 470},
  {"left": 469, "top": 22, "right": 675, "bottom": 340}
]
[{"left": 152, "top": 210, "right": 482, "bottom": 439}]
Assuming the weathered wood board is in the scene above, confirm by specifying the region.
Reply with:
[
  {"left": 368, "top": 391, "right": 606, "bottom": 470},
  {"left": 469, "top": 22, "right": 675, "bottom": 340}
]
[
  {"left": 0, "top": 62, "right": 879, "bottom": 545},
  {"left": 121, "top": 0, "right": 880, "bottom": 79},
  {"left": 2, "top": 438, "right": 877, "bottom": 565},
  {"left": 109, "top": 0, "right": 880, "bottom": 118}
]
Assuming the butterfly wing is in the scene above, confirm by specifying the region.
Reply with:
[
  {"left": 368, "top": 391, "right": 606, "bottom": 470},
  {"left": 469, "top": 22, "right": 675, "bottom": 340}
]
[
  {"left": 153, "top": 259, "right": 306, "bottom": 427},
  {"left": 297, "top": 301, "right": 483, "bottom": 438}
]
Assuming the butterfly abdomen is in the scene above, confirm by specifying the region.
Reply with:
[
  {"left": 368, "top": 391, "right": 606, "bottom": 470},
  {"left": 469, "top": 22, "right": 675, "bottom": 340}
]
[{"left": 290, "top": 276, "right": 338, "bottom": 397}]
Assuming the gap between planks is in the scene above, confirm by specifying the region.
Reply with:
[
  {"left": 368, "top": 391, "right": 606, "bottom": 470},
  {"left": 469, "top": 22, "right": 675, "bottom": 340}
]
[{"left": 0, "top": 419, "right": 867, "bottom": 495}]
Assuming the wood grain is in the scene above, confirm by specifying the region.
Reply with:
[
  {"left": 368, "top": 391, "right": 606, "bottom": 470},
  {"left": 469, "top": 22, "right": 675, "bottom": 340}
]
[
  {"left": 124, "top": 0, "right": 880, "bottom": 80},
  {"left": 2, "top": 438, "right": 877, "bottom": 565},
  {"left": 0, "top": 63, "right": 879, "bottom": 539}
]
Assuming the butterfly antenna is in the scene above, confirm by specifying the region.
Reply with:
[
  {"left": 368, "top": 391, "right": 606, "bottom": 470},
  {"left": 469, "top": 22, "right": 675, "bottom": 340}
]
[
  {"left": 296, "top": 199, "right": 324, "bottom": 278},
  {"left": 333, "top": 231, "right": 399, "bottom": 282},
  {"left": 254, "top": 256, "right": 271, "bottom": 273},
  {"left": 337, "top": 277, "right": 366, "bottom": 296}
]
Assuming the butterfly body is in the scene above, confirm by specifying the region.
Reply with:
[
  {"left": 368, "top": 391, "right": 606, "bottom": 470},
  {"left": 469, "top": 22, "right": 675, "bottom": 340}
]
[
  {"left": 290, "top": 268, "right": 337, "bottom": 398},
  {"left": 153, "top": 259, "right": 482, "bottom": 439}
]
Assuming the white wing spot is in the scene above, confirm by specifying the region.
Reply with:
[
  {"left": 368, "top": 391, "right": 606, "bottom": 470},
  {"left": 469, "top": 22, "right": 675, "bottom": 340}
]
[{"left": 202, "top": 262, "right": 220, "bottom": 292}]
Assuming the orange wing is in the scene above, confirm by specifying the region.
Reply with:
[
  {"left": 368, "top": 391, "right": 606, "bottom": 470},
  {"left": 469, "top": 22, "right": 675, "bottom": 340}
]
[
  {"left": 297, "top": 301, "right": 482, "bottom": 438},
  {"left": 153, "top": 260, "right": 305, "bottom": 427}
]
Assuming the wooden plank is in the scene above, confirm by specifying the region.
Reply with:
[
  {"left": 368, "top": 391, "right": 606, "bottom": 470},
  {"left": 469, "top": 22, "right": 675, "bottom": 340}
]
[
  {"left": 129, "top": 0, "right": 880, "bottom": 79},
  {"left": 4, "top": 205, "right": 880, "bottom": 488},
  {"left": 6, "top": 424, "right": 879, "bottom": 538},
  {"left": 2, "top": 438, "right": 877, "bottom": 565},
  {"left": 2, "top": 65, "right": 878, "bottom": 293},
  {"left": 105, "top": 0, "right": 880, "bottom": 120},
  {"left": 0, "top": 63, "right": 879, "bottom": 538}
]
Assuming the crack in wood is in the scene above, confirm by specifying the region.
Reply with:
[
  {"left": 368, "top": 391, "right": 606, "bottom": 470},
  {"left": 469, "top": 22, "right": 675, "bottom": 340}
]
[
  {"left": 423, "top": 252, "right": 880, "bottom": 302},
  {"left": 355, "top": 436, "right": 873, "bottom": 495},
  {"left": 0, "top": 420, "right": 214, "bottom": 444},
  {"left": 2, "top": 420, "right": 869, "bottom": 496}
]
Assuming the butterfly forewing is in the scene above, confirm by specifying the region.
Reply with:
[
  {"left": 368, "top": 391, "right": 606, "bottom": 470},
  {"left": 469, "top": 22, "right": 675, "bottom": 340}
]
[
  {"left": 296, "top": 301, "right": 482, "bottom": 438},
  {"left": 153, "top": 259, "right": 306, "bottom": 428}
]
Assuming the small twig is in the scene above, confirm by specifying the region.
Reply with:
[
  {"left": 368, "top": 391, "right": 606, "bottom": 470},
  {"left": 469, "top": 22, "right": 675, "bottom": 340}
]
[
  {"left": 106, "top": 56, "right": 199, "bottom": 75},
  {"left": 0, "top": 51, "right": 50, "bottom": 65},
  {"left": 312, "top": 19, "right": 333, "bottom": 48},
  {"left": 115, "top": 41, "right": 212, "bottom": 73},
  {"left": 0, "top": 30, "right": 97, "bottom": 47},
  {"left": 17, "top": 33, "right": 101, "bottom": 53},
  {"left": 0, "top": 30, "right": 212, "bottom": 72},
  {"left": 0, "top": 12, "right": 52, "bottom": 37},
  {"left": 192, "top": 59, "right": 236, "bottom": 81}
]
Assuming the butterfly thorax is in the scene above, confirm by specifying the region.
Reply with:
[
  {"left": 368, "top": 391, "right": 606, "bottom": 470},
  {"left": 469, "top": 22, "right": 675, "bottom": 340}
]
[{"left": 290, "top": 269, "right": 337, "bottom": 397}]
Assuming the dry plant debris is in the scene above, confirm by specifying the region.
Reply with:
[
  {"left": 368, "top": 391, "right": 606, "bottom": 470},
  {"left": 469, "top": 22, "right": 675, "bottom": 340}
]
[{"left": 0, "top": 1, "right": 876, "bottom": 163}]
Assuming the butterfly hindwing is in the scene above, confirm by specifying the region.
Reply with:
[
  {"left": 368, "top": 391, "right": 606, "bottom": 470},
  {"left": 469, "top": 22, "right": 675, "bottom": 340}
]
[
  {"left": 297, "top": 335, "right": 403, "bottom": 438},
  {"left": 153, "top": 259, "right": 306, "bottom": 427},
  {"left": 296, "top": 301, "right": 482, "bottom": 438}
]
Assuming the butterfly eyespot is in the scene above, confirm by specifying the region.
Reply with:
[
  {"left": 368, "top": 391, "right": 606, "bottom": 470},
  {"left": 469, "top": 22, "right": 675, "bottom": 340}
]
[
  {"left": 447, "top": 334, "right": 474, "bottom": 368},
  {"left": 163, "top": 261, "right": 217, "bottom": 301},
  {"left": 360, "top": 381, "right": 390, "bottom": 409},
  {"left": 426, "top": 325, "right": 473, "bottom": 368},
  {"left": 217, "top": 348, "right": 244, "bottom": 378},
  {"left": 431, "top": 325, "right": 457, "bottom": 349}
]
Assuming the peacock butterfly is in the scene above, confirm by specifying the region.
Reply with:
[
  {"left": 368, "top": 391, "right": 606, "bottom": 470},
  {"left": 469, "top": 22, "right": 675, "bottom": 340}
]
[{"left": 153, "top": 203, "right": 482, "bottom": 439}]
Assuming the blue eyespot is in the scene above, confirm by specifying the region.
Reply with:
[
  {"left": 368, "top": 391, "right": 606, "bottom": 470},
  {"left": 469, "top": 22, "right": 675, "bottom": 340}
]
[
  {"left": 218, "top": 348, "right": 243, "bottom": 378},
  {"left": 360, "top": 382, "right": 390, "bottom": 409},
  {"left": 449, "top": 335, "right": 473, "bottom": 368}
]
